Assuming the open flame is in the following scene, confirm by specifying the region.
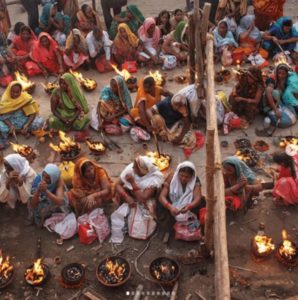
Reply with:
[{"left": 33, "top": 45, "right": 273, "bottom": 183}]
[
  {"left": 86, "top": 140, "right": 105, "bottom": 152},
  {"left": 254, "top": 235, "right": 275, "bottom": 254},
  {"left": 148, "top": 70, "right": 164, "bottom": 86},
  {"left": 105, "top": 259, "right": 126, "bottom": 282},
  {"left": 146, "top": 151, "right": 170, "bottom": 171},
  {"left": 235, "top": 148, "right": 260, "bottom": 167},
  {"left": 279, "top": 136, "right": 298, "bottom": 148},
  {"left": 111, "top": 64, "right": 132, "bottom": 81},
  {"left": 0, "top": 250, "right": 13, "bottom": 280},
  {"left": 24, "top": 258, "right": 45, "bottom": 285},
  {"left": 279, "top": 230, "right": 296, "bottom": 259},
  {"left": 41, "top": 82, "right": 59, "bottom": 94},
  {"left": 15, "top": 71, "right": 35, "bottom": 91},
  {"left": 49, "top": 131, "right": 80, "bottom": 154},
  {"left": 69, "top": 70, "right": 97, "bottom": 90},
  {"left": 10, "top": 142, "right": 33, "bottom": 156},
  {"left": 274, "top": 53, "right": 290, "bottom": 68}
]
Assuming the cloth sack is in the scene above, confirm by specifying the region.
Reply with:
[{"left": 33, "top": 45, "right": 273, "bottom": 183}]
[
  {"left": 174, "top": 212, "right": 201, "bottom": 241},
  {"left": 267, "top": 106, "right": 297, "bottom": 128},
  {"left": 162, "top": 55, "right": 177, "bottom": 70},
  {"left": 110, "top": 203, "right": 130, "bottom": 244}
]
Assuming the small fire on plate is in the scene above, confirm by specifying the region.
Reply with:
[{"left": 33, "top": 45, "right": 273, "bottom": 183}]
[
  {"left": 111, "top": 64, "right": 137, "bottom": 92},
  {"left": 146, "top": 151, "right": 171, "bottom": 171},
  {"left": 148, "top": 70, "right": 165, "bottom": 86},
  {"left": 10, "top": 142, "right": 36, "bottom": 162},
  {"left": 0, "top": 250, "right": 14, "bottom": 289},
  {"left": 279, "top": 136, "right": 298, "bottom": 148},
  {"left": 251, "top": 235, "right": 275, "bottom": 260},
  {"left": 150, "top": 257, "right": 179, "bottom": 285},
  {"left": 86, "top": 139, "right": 106, "bottom": 155},
  {"left": 41, "top": 82, "right": 59, "bottom": 94},
  {"left": 276, "top": 230, "right": 297, "bottom": 268},
  {"left": 69, "top": 70, "right": 97, "bottom": 91},
  {"left": 15, "top": 71, "right": 35, "bottom": 94},
  {"left": 24, "top": 258, "right": 46, "bottom": 286}
]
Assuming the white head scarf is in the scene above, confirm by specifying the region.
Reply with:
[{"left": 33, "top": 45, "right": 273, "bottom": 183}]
[
  {"left": 4, "top": 153, "right": 31, "bottom": 177},
  {"left": 120, "top": 156, "right": 164, "bottom": 191},
  {"left": 169, "top": 161, "right": 197, "bottom": 221}
]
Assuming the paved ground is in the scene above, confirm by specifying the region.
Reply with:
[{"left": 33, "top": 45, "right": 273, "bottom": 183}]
[{"left": 0, "top": 0, "right": 297, "bottom": 299}]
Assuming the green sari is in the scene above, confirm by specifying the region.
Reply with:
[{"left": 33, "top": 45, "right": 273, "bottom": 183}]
[
  {"left": 109, "top": 4, "right": 144, "bottom": 40},
  {"left": 49, "top": 73, "right": 90, "bottom": 131}
]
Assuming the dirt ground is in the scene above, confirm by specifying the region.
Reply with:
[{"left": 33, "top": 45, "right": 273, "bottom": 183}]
[{"left": 0, "top": 0, "right": 298, "bottom": 299}]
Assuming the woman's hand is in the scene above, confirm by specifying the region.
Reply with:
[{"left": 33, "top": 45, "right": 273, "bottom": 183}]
[
  {"left": 21, "top": 124, "right": 29, "bottom": 136},
  {"left": 169, "top": 205, "right": 180, "bottom": 216},
  {"left": 239, "top": 176, "right": 247, "bottom": 188},
  {"left": 125, "top": 173, "right": 135, "bottom": 183},
  {"left": 180, "top": 204, "right": 192, "bottom": 214},
  {"left": 8, "top": 124, "right": 16, "bottom": 135},
  {"left": 38, "top": 181, "right": 47, "bottom": 193}
]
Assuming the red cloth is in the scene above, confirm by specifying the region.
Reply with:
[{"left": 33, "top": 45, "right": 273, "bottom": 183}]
[
  {"left": 225, "top": 196, "right": 241, "bottom": 211},
  {"left": 199, "top": 207, "right": 206, "bottom": 225},
  {"left": 12, "top": 34, "right": 36, "bottom": 55}
]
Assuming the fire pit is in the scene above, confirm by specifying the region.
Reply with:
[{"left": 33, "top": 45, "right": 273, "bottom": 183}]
[
  {"left": 49, "top": 131, "right": 81, "bottom": 161},
  {"left": 253, "top": 140, "right": 269, "bottom": 152},
  {"left": 86, "top": 139, "right": 106, "bottom": 155},
  {"left": 234, "top": 138, "right": 252, "bottom": 149},
  {"left": 24, "top": 258, "right": 50, "bottom": 286},
  {"left": 96, "top": 256, "right": 131, "bottom": 287},
  {"left": 0, "top": 250, "right": 14, "bottom": 290},
  {"left": 61, "top": 263, "right": 85, "bottom": 289},
  {"left": 279, "top": 136, "right": 298, "bottom": 148},
  {"left": 15, "top": 71, "right": 35, "bottom": 94},
  {"left": 251, "top": 235, "right": 275, "bottom": 262},
  {"left": 42, "top": 82, "right": 59, "bottom": 95},
  {"left": 70, "top": 70, "right": 97, "bottom": 92},
  {"left": 146, "top": 151, "right": 171, "bottom": 171},
  {"left": 150, "top": 257, "right": 180, "bottom": 286},
  {"left": 10, "top": 143, "right": 36, "bottom": 163},
  {"left": 235, "top": 148, "right": 260, "bottom": 167},
  {"left": 148, "top": 70, "right": 166, "bottom": 86},
  {"left": 275, "top": 230, "right": 297, "bottom": 268}
]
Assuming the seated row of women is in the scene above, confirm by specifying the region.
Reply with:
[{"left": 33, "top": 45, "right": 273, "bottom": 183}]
[{"left": 1, "top": 152, "right": 296, "bottom": 231}]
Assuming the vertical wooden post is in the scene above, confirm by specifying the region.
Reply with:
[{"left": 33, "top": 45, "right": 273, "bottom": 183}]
[
  {"left": 205, "top": 33, "right": 230, "bottom": 300},
  {"left": 188, "top": 12, "right": 195, "bottom": 84},
  {"left": 186, "top": 0, "right": 191, "bottom": 11},
  {"left": 92, "top": 0, "right": 96, "bottom": 11},
  {"left": 201, "top": 3, "right": 211, "bottom": 46}
]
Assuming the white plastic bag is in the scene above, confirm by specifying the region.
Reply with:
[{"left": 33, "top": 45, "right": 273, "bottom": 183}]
[
  {"left": 88, "top": 208, "right": 110, "bottom": 242},
  {"left": 54, "top": 212, "right": 78, "bottom": 240},
  {"left": 110, "top": 203, "right": 130, "bottom": 244}
]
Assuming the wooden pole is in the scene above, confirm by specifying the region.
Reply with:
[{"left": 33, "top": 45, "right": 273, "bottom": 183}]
[
  {"left": 92, "top": 0, "right": 96, "bottom": 11},
  {"left": 194, "top": 0, "right": 205, "bottom": 98},
  {"left": 188, "top": 12, "right": 195, "bottom": 84},
  {"left": 186, "top": 0, "right": 191, "bottom": 12},
  {"left": 205, "top": 33, "right": 230, "bottom": 300},
  {"left": 201, "top": 3, "right": 211, "bottom": 46}
]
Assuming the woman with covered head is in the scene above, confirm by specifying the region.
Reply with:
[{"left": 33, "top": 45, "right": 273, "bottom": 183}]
[
  {"left": 63, "top": 29, "right": 89, "bottom": 70},
  {"left": 162, "top": 20, "right": 189, "bottom": 63},
  {"left": 109, "top": 4, "right": 145, "bottom": 40},
  {"left": 90, "top": 75, "right": 132, "bottom": 132},
  {"left": 159, "top": 161, "right": 204, "bottom": 221},
  {"left": 67, "top": 157, "right": 112, "bottom": 216},
  {"left": 0, "top": 154, "right": 36, "bottom": 209},
  {"left": 30, "top": 164, "right": 69, "bottom": 227},
  {"left": 115, "top": 155, "right": 164, "bottom": 213},
  {"left": 138, "top": 17, "right": 162, "bottom": 64},
  {"left": 262, "top": 64, "right": 296, "bottom": 128},
  {"left": 49, "top": 73, "right": 90, "bottom": 131},
  {"left": 30, "top": 32, "right": 64, "bottom": 77},
  {"left": 148, "top": 94, "right": 196, "bottom": 149},
  {"left": 215, "top": 0, "right": 247, "bottom": 24},
  {"left": 229, "top": 66, "right": 264, "bottom": 123},
  {"left": 223, "top": 156, "right": 263, "bottom": 210},
  {"left": 0, "top": 81, "right": 44, "bottom": 139}
]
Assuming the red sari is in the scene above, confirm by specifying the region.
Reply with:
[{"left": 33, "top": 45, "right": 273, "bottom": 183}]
[{"left": 30, "top": 32, "right": 61, "bottom": 74}]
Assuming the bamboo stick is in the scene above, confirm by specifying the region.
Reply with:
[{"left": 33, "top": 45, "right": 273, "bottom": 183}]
[
  {"left": 205, "top": 33, "right": 230, "bottom": 300},
  {"left": 187, "top": 12, "right": 195, "bottom": 84},
  {"left": 201, "top": 3, "right": 211, "bottom": 45}
]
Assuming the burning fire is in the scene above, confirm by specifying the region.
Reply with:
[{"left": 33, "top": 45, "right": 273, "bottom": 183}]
[
  {"left": 49, "top": 131, "right": 80, "bottom": 154},
  {"left": 111, "top": 64, "right": 132, "bottom": 81},
  {"left": 279, "top": 136, "right": 298, "bottom": 148},
  {"left": 105, "top": 259, "right": 125, "bottom": 282},
  {"left": 254, "top": 235, "right": 275, "bottom": 254},
  {"left": 274, "top": 53, "right": 290, "bottom": 68},
  {"left": 10, "top": 142, "right": 33, "bottom": 156},
  {"left": 146, "top": 151, "right": 170, "bottom": 171},
  {"left": 86, "top": 140, "right": 105, "bottom": 153},
  {"left": 235, "top": 148, "right": 259, "bottom": 167},
  {"left": 41, "top": 82, "right": 59, "bottom": 94},
  {"left": 279, "top": 230, "right": 296, "bottom": 259},
  {"left": 69, "top": 70, "right": 97, "bottom": 91},
  {"left": 148, "top": 70, "right": 164, "bottom": 86},
  {"left": 24, "top": 258, "right": 45, "bottom": 285},
  {"left": 15, "top": 71, "right": 35, "bottom": 91},
  {"left": 154, "top": 263, "right": 175, "bottom": 280},
  {"left": 0, "top": 250, "right": 13, "bottom": 280}
]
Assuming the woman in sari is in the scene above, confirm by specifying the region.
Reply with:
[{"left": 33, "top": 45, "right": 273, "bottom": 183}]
[
  {"left": 223, "top": 156, "right": 263, "bottom": 210},
  {"left": 30, "top": 163, "right": 69, "bottom": 227},
  {"left": 68, "top": 157, "right": 112, "bottom": 216},
  {"left": 30, "top": 32, "right": 64, "bottom": 77},
  {"left": 109, "top": 4, "right": 145, "bottom": 40},
  {"left": 0, "top": 154, "right": 36, "bottom": 209},
  {"left": 90, "top": 75, "right": 132, "bottom": 132},
  {"left": 0, "top": 0, "right": 11, "bottom": 35},
  {"left": 63, "top": 29, "right": 89, "bottom": 70},
  {"left": 229, "top": 67, "right": 264, "bottom": 123},
  {"left": 233, "top": 15, "right": 268, "bottom": 64},
  {"left": 162, "top": 21, "right": 189, "bottom": 63},
  {"left": 262, "top": 64, "right": 297, "bottom": 128},
  {"left": 215, "top": 0, "right": 247, "bottom": 24},
  {"left": 0, "top": 82, "right": 44, "bottom": 139},
  {"left": 213, "top": 20, "right": 238, "bottom": 65},
  {"left": 138, "top": 17, "right": 162, "bottom": 64},
  {"left": 76, "top": 4, "right": 102, "bottom": 37},
  {"left": 36, "top": 2, "right": 71, "bottom": 46},
  {"left": 49, "top": 73, "right": 90, "bottom": 131},
  {"left": 148, "top": 94, "right": 196, "bottom": 149},
  {"left": 263, "top": 17, "right": 298, "bottom": 61},
  {"left": 156, "top": 10, "right": 171, "bottom": 38},
  {"left": 159, "top": 161, "right": 203, "bottom": 221},
  {"left": 112, "top": 23, "right": 140, "bottom": 66},
  {"left": 130, "top": 76, "right": 172, "bottom": 131},
  {"left": 272, "top": 152, "right": 298, "bottom": 206},
  {"left": 253, "top": 0, "right": 286, "bottom": 31},
  {"left": 9, "top": 25, "right": 36, "bottom": 73}
]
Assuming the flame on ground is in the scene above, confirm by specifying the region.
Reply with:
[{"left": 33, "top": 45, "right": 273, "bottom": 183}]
[
  {"left": 279, "top": 137, "right": 298, "bottom": 148},
  {"left": 41, "top": 82, "right": 59, "bottom": 92},
  {"left": 111, "top": 64, "right": 132, "bottom": 81},
  {"left": 105, "top": 259, "right": 126, "bottom": 282},
  {"left": 86, "top": 140, "right": 105, "bottom": 152},
  {"left": 254, "top": 235, "right": 275, "bottom": 254},
  {"left": 10, "top": 142, "right": 32, "bottom": 156},
  {"left": 153, "top": 263, "right": 176, "bottom": 280},
  {"left": 50, "top": 131, "right": 79, "bottom": 153},
  {"left": 24, "top": 258, "right": 45, "bottom": 285},
  {"left": 279, "top": 230, "right": 296, "bottom": 259},
  {"left": 274, "top": 53, "right": 290, "bottom": 68},
  {"left": 146, "top": 151, "right": 170, "bottom": 171},
  {"left": 0, "top": 250, "right": 13, "bottom": 280},
  {"left": 148, "top": 70, "right": 164, "bottom": 86},
  {"left": 69, "top": 70, "right": 97, "bottom": 90},
  {"left": 15, "top": 71, "right": 34, "bottom": 91}
]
